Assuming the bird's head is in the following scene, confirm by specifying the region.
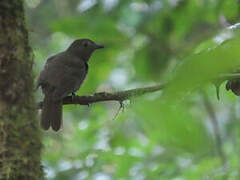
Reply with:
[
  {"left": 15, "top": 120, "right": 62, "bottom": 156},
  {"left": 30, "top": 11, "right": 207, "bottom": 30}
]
[{"left": 67, "top": 39, "right": 104, "bottom": 61}]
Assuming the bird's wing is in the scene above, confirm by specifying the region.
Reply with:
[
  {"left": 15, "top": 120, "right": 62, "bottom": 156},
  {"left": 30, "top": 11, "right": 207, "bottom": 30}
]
[
  {"left": 38, "top": 52, "right": 87, "bottom": 99},
  {"left": 37, "top": 54, "right": 61, "bottom": 87}
]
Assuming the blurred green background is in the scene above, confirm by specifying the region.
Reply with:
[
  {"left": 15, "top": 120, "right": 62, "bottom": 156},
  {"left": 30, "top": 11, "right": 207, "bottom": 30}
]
[{"left": 25, "top": 0, "right": 240, "bottom": 179}]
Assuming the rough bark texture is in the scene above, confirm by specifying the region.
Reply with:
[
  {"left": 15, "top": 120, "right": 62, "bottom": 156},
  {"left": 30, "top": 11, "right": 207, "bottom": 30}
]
[{"left": 0, "top": 0, "right": 43, "bottom": 179}]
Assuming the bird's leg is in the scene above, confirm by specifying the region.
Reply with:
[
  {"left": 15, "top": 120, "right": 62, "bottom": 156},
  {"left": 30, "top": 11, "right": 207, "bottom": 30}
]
[{"left": 71, "top": 92, "right": 76, "bottom": 101}]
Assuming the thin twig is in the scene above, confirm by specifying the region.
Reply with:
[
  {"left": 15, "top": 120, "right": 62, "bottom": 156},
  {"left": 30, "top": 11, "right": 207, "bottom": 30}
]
[
  {"left": 218, "top": 73, "right": 240, "bottom": 80},
  {"left": 111, "top": 101, "right": 124, "bottom": 121}
]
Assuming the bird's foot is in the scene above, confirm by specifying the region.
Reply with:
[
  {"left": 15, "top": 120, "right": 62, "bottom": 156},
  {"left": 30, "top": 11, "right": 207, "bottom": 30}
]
[{"left": 71, "top": 92, "right": 76, "bottom": 101}]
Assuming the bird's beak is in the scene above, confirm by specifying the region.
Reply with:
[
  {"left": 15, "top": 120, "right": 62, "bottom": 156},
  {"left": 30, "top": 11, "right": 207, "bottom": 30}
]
[{"left": 95, "top": 43, "right": 104, "bottom": 49}]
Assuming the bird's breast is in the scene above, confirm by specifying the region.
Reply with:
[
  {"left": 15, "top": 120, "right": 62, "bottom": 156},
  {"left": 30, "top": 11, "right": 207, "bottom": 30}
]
[{"left": 71, "top": 63, "right": 88, "bottom": 92}]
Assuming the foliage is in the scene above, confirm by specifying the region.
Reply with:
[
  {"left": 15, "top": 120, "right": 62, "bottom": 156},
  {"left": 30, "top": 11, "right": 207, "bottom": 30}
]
[{"left": 26, "top": 0, "right": 240, "bottom": 179}]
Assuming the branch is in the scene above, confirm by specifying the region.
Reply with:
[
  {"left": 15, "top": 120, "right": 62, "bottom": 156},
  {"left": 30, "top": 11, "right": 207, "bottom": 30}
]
[
  {"left": 37, "top": 83, "right": 167, "bottom": 109},
  {"left": 216, "top": 73, "right": 240, "bottom": 81},
  {"left": 37, "top": 72, "right": 240, "bottom": 109}
]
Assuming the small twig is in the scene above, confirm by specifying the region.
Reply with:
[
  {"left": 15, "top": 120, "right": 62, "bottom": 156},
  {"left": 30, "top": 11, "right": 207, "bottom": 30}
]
[
  {"left": 111, "top": 101, "right": 124, "bottom": 121},
  {"left": 217, "top": 73, "right": 240, "bottom": 81}
]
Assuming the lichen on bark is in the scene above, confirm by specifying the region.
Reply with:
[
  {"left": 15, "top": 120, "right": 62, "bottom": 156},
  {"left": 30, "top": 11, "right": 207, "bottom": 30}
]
[{"left": 0, "top": 0, "right": 43, "bottom": 179}]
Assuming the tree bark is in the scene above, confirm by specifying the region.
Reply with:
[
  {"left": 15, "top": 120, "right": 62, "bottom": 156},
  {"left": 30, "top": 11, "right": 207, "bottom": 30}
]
[{"left": 0, "top": 1, "right": 43, "bottom": 179}]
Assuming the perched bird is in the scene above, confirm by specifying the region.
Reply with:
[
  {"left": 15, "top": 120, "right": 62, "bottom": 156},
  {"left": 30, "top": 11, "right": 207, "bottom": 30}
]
[
  {"left": 226, "top": 79, "right": 240, "bottom": 96},
  {"left": 37, "top": 39, "right": 104, "bottom": 131},
  {"left": 225, "top": 68, "right": 240, "bottom": 96}
]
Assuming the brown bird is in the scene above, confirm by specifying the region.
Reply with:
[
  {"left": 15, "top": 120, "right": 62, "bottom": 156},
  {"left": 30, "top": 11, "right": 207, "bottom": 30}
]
[{"left": 37, "top": 39, "right": 104, "bottom": 131}]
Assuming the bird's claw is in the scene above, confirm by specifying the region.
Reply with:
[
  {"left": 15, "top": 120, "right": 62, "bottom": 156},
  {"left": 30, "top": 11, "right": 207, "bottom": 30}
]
[{"left": 71, "top": 92, "right": 76, "bottom": 101}]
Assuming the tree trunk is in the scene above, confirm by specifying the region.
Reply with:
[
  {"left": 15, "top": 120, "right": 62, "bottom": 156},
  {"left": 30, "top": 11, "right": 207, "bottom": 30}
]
[{"left": 0, "top": 0, "right": 43, "bottom": 179}]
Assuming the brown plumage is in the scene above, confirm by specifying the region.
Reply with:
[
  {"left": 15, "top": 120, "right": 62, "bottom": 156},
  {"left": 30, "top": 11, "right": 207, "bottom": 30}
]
[{"left": 37, "top": 39, "right": 104, "bottom": 131}]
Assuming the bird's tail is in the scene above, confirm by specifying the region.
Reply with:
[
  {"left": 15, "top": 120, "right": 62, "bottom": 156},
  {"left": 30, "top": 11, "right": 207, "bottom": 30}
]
[{"left": 41, "top": 93, "right": 62, "bottom": 131}]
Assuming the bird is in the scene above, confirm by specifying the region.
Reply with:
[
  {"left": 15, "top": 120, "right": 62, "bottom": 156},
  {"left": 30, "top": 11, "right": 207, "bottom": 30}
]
[
  {"left": 226, "top": 79, "right": 240, "bottom": 96},
  {"left": 37, "top": 39, "right": 104, "bottom": 131}
]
